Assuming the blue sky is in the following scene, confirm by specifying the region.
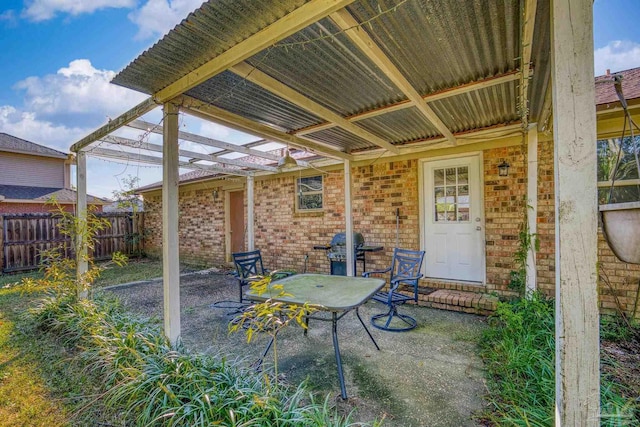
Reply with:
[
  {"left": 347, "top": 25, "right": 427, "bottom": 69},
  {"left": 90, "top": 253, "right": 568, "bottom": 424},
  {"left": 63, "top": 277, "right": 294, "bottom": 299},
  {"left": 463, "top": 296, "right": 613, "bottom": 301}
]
[{"left": 1, "top": 0, "right": 640, "bottom": 198}]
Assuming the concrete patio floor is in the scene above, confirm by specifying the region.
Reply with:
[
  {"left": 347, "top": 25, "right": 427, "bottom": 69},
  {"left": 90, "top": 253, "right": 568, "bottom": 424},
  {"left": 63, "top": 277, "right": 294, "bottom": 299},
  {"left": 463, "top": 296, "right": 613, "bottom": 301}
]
[{"left": 103, "top": 271, "right": 488, "bottom": 427}]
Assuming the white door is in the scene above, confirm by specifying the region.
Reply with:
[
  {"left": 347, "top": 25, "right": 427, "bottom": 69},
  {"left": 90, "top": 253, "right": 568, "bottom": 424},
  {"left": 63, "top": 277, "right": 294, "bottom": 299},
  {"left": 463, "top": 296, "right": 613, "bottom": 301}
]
[{"left": 423, "top": 156, "right": 484, "bottom": 282}]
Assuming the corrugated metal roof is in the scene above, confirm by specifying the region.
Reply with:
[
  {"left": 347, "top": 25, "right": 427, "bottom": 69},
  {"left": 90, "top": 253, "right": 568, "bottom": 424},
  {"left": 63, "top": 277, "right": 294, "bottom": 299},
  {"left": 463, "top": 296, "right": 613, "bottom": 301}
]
[
  {"left": 111, "top": 0, "right": 550, "bottom": 155},
  {"left": 347, "top": 0, "right": 520, "bottom": 95},
  {"left": 112, "top": 0, "right": 309, "bottom": 94},
  {"left": 356, "top": 107, "right": 440, "bottom": 143},
  {"left": 305, "top": 126, "right": 375, "bottom": 152},
  {"left": 429, "top": 81, "right": 520, "bottom": 133},
  {"left": 528, "top": 0, "right": 551, "bottom": 123},
  {"left": 246, "top": 17, "right": 407, "bottom": 117},
  {"left": 186, "top": 71, "right": 323, "bottom": 131}
]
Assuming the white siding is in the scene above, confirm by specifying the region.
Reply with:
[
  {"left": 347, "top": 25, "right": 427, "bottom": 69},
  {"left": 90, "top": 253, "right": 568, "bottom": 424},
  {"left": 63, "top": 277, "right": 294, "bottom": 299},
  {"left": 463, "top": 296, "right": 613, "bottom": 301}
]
[{"left": 0, "top": 152, "right": 66, "bottom": 187}]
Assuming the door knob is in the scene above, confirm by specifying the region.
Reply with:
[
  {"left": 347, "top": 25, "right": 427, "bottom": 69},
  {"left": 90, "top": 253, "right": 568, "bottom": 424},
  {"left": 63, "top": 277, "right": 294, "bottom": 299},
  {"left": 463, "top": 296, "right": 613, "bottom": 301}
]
[{"left": 476, "top": 226, "right": 482, "bottom": 231}]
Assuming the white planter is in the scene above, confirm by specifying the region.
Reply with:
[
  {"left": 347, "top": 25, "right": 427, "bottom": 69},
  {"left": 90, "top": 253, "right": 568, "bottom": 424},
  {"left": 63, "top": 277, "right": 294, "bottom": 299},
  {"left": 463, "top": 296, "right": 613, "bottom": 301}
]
[{"left": 599, "top": 201, "right": 640, "bottom": 264}]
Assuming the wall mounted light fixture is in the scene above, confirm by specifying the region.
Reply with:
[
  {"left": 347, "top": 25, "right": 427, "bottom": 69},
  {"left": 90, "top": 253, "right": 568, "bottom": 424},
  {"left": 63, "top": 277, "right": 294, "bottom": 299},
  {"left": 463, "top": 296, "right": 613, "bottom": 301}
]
[
  {"left": 498, "top": 160, "right": 510, "bottom": 177},
  {"left": 212, "top": 190, "right": 219, "bottom": 200}
]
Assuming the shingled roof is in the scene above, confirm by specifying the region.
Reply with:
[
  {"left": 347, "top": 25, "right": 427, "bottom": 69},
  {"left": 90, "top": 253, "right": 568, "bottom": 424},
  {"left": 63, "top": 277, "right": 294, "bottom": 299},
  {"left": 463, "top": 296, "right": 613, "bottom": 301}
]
[
  {"left": 595, "top": 67, "right": 640, "bottom": 106},
  {"left": 0, "top": 185, "right": 107, "bottom": 204},
  {"left": 0, "top": 133, "right": 68, "bottom": 159}
]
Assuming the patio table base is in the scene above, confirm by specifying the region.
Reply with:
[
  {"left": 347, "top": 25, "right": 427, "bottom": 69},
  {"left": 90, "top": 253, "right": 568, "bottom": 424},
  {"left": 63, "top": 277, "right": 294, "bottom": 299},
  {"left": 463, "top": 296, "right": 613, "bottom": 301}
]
[{"left": 257, "top": 306, "right": 380, "bottom": 400}]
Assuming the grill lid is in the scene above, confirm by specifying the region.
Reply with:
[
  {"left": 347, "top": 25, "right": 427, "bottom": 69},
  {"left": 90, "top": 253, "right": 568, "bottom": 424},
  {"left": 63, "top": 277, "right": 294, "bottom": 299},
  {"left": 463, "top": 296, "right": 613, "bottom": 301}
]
[{"left": 328, "top": 232, "right": 365, "bottom": 261}]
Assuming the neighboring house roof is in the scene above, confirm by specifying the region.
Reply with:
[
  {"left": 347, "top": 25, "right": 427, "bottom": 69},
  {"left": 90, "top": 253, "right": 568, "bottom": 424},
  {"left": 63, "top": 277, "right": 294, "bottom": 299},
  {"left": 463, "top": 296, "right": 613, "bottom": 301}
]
[
  {"left": 595, "top": 67, "right": 640, "bottom": 106},
  {"left": 102, "top": 198, "right": 144, "bottom": 212},
  {"left": 0, "top": 133, "right": 69, "bottom": 159},
  {"left": 0, "top": 185, "right": 107, "bottom": 204}
]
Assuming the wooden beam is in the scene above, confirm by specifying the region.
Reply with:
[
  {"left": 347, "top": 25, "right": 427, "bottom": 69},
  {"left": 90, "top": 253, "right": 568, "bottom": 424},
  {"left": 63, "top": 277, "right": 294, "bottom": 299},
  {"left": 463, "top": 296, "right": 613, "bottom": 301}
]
[
  {"left": 424, "top": 71, "right": 521, "bottom": 103},
  {"left": 180, "top": 95, "right": 353, "bottom": 161},
  {"left": 247, "top": 176, "right": 255, "bottom": 251},
  {"left": 551, "top": 0, "right": 599, "bottom": 425},
  {"left": 344, "top": 159, "right": 354, "bottom": 277},
  {"left": 230, "top": 62, "right": 399, "bottom": 153},
  {"left": 526, "top": 123, "right": 538, "bottom": 294},
  {"left": 519, "top": 0, "right": 538, "bottom": 127},
  {"left": 153, "top": 0, "right": 357, "bottom": 103},
  {"left": 330, "top": 9, "right": 457, "bottom": 145},
  {"left": 295, "top": 71, "right": 521, "bottom": 136},
  {"left": 100, "top": 134, "right": 278, "bottom": 172},
  {"left": 162, "top": 102, "right": 181, "bottom": 346},
  {"left": 70, "top": 97, "right": 157, "bottom": 152},
  {"left": 127, "top": 119, "right": 286, "bottom": 163},
  {"left": 75, "top": 150, "right": 88, "bottom": 300}
]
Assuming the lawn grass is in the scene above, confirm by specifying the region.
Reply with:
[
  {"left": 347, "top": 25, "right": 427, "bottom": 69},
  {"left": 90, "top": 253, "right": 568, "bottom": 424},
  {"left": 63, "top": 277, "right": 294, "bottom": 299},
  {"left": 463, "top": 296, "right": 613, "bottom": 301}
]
[
  {"left": 0, "top": 257, "right": 170, "bottom": 290},
  {"left": 94, "top": 257, "right": 164, "bottom": 287},
  {"left": 0, "top": 287, "right": 110, "bottom": 426}
]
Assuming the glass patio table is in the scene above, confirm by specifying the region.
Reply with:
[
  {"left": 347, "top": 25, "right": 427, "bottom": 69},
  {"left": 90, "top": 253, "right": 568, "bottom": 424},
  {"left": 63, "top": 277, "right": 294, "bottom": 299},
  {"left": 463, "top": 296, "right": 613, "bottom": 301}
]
[{"left": 246, "top": 273, "right": 385, "bottom": 399}]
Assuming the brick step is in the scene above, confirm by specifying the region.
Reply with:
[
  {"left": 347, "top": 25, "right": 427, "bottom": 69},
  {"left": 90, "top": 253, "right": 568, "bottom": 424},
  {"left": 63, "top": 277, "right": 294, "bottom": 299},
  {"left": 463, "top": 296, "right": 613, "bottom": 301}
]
[
  {"left": 420, "top": 278, "right": 488, "bottom": 294},
  {"left": 416, "top": 288, "right": 498, "bottom": 316}
]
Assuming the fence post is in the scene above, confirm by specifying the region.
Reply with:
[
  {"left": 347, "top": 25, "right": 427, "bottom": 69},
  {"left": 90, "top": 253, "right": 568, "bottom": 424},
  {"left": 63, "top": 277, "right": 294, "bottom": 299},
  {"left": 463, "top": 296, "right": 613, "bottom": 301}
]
[{"left": 0, "top": 215, "right": 3, "bottom": 273}]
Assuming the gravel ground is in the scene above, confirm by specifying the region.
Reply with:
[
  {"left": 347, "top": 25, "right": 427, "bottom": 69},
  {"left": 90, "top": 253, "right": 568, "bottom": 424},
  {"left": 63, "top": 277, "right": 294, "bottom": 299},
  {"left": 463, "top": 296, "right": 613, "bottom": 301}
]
[{"left": 102, "top": 270, "right": 488, "bottom": 427}]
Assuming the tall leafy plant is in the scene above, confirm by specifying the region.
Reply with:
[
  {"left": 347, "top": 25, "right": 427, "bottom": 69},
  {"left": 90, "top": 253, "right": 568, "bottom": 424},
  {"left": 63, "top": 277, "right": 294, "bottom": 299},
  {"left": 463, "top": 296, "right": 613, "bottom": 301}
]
[
  {"left": 20, "top": 199, "right": 127, "bottom": 299},
  {"left": 230, "top": 272, "right": 317, "bottom": 376}
]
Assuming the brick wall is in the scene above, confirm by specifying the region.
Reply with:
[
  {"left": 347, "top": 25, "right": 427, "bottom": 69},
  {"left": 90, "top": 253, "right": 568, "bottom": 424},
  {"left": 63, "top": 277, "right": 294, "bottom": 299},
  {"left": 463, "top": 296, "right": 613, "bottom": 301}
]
[
  {"left": 253, "top": 160, "right": 419, "bottom": 275},
  {"left": 139, "top": 146, "right": 640, "bottom": 319},
  {"left": 142, "top": 187, "right": 226, "bottom": 267},
  {"left": 536, "top": 139, "right": 556, "bottom": 295},
  {"left": 483, "top": 144, "right": 527, "bottom": 294}
]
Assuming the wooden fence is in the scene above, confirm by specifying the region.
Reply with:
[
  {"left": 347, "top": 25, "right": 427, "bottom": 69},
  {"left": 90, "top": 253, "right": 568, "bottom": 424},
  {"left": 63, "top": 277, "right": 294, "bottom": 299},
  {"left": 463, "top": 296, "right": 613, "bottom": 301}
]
[{"left": 1, "top": 213, "right": 144, "bottom": 273}]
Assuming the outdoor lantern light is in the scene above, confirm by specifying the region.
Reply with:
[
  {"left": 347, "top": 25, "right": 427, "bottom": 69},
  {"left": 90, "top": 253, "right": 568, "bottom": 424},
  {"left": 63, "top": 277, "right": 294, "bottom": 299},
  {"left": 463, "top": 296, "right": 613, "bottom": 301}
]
[
  {"left": 498, "top": 160, "right": 510, "bottom": 177},
  {"left": 212, "top": 190, "right": 219, "bottom": 200},
  {"left": 277, "top": 148, "right": 298, "bottom": 169}
]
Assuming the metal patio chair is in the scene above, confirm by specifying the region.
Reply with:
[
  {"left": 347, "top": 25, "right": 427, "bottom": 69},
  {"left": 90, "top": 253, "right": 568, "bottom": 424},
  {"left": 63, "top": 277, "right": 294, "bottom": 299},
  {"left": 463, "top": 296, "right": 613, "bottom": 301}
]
[
  {"left": 363, "top": 248, "right": 425, "bottom": 332},
  {"left": 232, "top": 250, "right": 267, "bottom": 303}
]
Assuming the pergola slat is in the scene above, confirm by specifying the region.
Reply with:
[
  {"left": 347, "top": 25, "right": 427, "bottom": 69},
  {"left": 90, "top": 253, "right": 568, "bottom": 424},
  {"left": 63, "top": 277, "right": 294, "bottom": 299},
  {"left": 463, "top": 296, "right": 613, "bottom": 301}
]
[
  {"left": 180, "top": 95, "right": 354, "bottom": 161},
  {"left": 100, "top": 135, "right": 278, "bottom": 172}
]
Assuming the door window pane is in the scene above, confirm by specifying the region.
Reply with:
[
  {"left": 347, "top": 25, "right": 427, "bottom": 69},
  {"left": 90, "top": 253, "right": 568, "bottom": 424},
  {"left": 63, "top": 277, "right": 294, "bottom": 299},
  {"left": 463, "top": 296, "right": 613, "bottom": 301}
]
[
  {"left": 433, "top": 166, "right": 471, "bottom": 223},
  {"left": 434, "top": 169, "right": 444, "bottom": 186}
]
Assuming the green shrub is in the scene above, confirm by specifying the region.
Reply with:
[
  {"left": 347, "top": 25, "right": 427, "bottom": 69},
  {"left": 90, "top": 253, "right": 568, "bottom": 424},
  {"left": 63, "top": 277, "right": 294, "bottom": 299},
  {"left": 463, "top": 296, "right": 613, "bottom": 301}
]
[
  {"left": 480, "top": 293, "right": 637, "bottom": 426},
  {"left": 31, "top": 295, "right": 375, "bottom": 426}
]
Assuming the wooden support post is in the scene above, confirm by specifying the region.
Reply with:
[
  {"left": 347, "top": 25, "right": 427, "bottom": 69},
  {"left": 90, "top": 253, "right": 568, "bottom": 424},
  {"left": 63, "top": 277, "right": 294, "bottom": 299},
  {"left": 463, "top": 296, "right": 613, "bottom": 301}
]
[
  {"left": 344, "top": 159, "right": 354, "bottom": 276},
  {"left": 76, "top": 150, "right": 88, "bottom": 299},
  {"left": 551, "top": 0, "right": 600, "bottom": 425},
  {"left": 162, "top": 102, "right": 181, "bottom": 346},
  {"left": 526, "top": 123, "right": 538, "bottom": 294},
  {"left": 247, "top": 176, "right": 255, "bottom": 251}
]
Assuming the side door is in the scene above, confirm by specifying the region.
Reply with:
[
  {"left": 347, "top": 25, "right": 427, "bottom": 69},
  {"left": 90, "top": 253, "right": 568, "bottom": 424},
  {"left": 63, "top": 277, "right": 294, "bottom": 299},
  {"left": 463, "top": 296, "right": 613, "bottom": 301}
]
[{"left": 423, "top": 155, "right": 484, "bottom": 282}]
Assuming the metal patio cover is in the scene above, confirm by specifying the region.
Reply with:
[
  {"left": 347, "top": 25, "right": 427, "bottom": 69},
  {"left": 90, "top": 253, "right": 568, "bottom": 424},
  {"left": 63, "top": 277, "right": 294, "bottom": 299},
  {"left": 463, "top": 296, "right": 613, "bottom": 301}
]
[{"left": 81, "top": 0, "right": 550, "bottom": 162}]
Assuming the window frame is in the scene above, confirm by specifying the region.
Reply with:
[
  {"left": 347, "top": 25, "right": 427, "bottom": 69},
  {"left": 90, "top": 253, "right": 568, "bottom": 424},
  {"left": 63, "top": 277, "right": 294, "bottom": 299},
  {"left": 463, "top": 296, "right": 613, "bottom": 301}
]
[{"left": 295, "top": 174, "right": 324, "bottom": 212}]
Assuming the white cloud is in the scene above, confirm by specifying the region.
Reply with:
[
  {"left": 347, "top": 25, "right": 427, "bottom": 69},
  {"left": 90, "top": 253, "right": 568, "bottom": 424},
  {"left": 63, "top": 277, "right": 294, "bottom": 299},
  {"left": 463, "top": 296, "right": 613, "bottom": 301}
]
[
  {"left": 0, "top": 105, "right": 86, "bottom": 152},
  {"left": 128, "top": 0, "right": 207, "bottom": 40},
  {"left": 0, "top": 9, "right": 17, "bottom": 25},
  {"left": 594, "top": 40, "right": 640, "bottom": 76},
  {"left": 22, "top": 0, "right": 136, "bottom": 22},
  {"left": 14, "top": 59, "right": 148, "bottom": 126}
]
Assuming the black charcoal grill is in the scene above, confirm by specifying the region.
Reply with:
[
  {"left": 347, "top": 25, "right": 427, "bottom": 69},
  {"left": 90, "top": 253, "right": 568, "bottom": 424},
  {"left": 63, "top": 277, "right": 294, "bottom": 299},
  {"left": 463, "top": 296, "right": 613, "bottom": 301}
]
[{"left": 325, "top": 232, "right": 366, "bottom": 276}]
